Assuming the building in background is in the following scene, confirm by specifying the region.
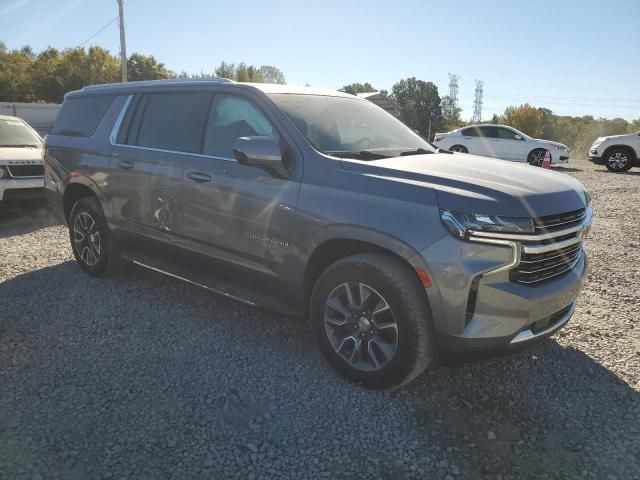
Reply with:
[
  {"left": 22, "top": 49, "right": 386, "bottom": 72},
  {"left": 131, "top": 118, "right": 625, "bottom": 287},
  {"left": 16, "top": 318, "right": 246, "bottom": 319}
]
[
  {"left": 356, "top": 92, "right": 398, "bottom": 117},
  {"left": 0, "top": 103, "right": 60, "bottom": 137}
]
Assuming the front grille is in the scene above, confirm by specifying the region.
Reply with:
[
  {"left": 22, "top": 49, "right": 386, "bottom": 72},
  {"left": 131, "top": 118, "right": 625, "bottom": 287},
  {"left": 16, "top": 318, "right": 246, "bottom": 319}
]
[
  {"left": 7, "top": 165, "right": 44, "bottom": 177},
  {"left": 511, "top": 208, "right": 588, "bottom": 285},
  {"left": 512, "top": 243, "right": 583, "bottom": 284}
]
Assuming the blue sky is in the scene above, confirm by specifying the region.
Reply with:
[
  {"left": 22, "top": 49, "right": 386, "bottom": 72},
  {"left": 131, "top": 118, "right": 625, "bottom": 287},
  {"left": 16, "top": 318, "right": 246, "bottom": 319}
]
[{"left": 1, "top": 0, "right": 639, "bottom": 120}]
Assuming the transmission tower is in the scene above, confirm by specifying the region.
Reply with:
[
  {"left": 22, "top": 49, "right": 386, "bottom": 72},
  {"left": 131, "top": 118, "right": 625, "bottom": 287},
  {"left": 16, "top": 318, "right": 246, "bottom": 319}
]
[
  {"left": 473, "top": 79, "right": 484, "bottom": 122},
  {"left": 448, "top": 73, "right": 459, "bottom": 109}
]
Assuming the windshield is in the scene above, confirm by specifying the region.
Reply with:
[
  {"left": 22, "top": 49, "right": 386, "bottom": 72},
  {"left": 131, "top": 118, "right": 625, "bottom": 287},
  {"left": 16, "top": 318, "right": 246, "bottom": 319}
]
[
  {"left": 0, "top": 118, "right": 41, "bottom": 147},
  {"left": 270, "top": 94, "right": 435, "bottom": 158}
]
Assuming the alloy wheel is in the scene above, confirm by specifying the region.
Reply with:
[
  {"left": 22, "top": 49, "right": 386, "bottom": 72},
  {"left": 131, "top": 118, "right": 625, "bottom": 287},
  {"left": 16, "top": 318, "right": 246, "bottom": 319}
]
[
  {"left": 73, "top": 211, "right": 101, "bottom": 266},
  {"left": 607, "top": 152, "right": 628, "bottom": 171},
  {"left": 529, "top": 150, "right": 545, "bottom": 167},
  {"left": 323, "top": 282, "right": 398, "bottom": 372}
]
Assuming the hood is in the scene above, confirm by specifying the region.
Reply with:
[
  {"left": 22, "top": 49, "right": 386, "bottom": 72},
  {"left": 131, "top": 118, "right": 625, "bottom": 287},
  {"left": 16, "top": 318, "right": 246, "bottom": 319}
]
[
  {"left": 595, "top": 133, "right": 638, "bottom": 143},
  {"left": 535, "top": 139, "right": 568, "bottom": 149},
  {"left": 340, "top": 153, "right": 587, "bottom": 217},
  {"left": 0, "top": 146, "right": 43, "bottom": 165}
]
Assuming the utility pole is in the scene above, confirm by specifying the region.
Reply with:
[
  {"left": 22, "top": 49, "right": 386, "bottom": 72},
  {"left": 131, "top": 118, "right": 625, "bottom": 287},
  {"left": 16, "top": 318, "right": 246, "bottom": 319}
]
[
  {"left": 117, "top": 0, "right": 127, "bottom": 82},
  {"left": 473, "top": 79, "right": 484, "bottom": 123}
]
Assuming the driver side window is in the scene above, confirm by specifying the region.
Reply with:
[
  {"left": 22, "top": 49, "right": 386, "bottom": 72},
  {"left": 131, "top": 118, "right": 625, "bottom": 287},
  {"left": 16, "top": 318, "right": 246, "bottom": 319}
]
[
  {"left": 203, "top": 94, "right": 279, "bottom": 158},
  {"left": 498, "top": 128, "right": 519, "bottom": 140}
]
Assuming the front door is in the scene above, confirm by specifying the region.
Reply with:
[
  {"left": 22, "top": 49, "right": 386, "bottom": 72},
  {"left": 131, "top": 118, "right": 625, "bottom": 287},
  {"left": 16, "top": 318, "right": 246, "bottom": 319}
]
[
  {"left": 179, "top": 93, "right": 300, "bottom": 278},
  {"left": 495, "top": 127, "right": 528, "bottom": 161}
]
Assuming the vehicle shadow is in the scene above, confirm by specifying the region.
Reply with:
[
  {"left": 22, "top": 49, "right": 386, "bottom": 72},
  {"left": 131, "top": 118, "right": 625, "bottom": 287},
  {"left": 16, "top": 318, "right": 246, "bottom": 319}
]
[
  {"left": 404, "top": 339, "right": 640, "bottom": 479},
  {"left": 594, "top": 168, "right": 640, "bottom": 176},
  {"left": 552, "top": 166, "right": 583, "bottom": 173},
  {"left": 1, "top": 262, "right": 638, "bottom": 479},
  {"left": 0, "top": 203, "right": 61, "bottom": 239}
]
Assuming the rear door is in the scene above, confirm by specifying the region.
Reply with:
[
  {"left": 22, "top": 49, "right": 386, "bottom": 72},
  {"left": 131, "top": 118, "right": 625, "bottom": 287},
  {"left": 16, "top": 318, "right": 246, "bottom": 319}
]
[
  {"left": 476, "top": 126, "right": 499, "bottom": 158},
  {"left": 109, "top": 90, "right": 212, "bottom": 243},
  {"left": 178, "top": 91, "right": 300, "bottom": 278}
]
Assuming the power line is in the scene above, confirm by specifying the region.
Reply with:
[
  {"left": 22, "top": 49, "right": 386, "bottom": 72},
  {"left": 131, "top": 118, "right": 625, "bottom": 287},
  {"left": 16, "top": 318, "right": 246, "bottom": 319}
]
[{"left": 76, "top": 16, "right": 118, "bottom": 48}]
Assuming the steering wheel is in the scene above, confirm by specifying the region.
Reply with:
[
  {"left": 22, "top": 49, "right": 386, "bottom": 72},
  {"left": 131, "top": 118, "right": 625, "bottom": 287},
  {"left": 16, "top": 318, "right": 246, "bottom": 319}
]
[{"left": 354, "top": 137, "right": 373, "bottom": 149}]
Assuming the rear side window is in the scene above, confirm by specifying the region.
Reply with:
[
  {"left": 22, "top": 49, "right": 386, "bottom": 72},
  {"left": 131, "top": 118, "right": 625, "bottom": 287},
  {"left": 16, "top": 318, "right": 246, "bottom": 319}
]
[
  {"left": 51, "top": 95, "right": 115, "bottom": 137},
  {"left": 126, "top": 92, "right": 211, "bottom": 153},
  {"left": 461, "top": 127, "right": 478, "bottom": 136},
  {"left": 478, "top": 126, "right": 498, "bottom": 138}
]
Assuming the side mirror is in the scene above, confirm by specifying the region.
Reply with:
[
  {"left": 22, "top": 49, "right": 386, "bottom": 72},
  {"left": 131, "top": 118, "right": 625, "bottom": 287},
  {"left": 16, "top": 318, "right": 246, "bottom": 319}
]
[
  {"left": 514, "top": 134, "right": 523, "bottom": 140},
  {"left": 232, "top": 136, "right": 283, "bottom": 167}
]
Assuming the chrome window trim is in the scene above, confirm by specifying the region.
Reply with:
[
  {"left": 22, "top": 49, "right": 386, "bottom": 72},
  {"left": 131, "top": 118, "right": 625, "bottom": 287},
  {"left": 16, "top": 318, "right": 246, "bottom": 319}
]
[
  {"left": 109, "top": 95, "right": 134, "bottom": 145},
  {"left": 111, "top": 142, "right": 236, "bottom": 162}
]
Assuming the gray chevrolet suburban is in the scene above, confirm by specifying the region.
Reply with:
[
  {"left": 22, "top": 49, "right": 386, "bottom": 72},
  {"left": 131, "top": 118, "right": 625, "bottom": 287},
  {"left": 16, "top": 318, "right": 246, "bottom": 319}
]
[{"left": 44, "top": 79, "right": 592, "bottom": 389}]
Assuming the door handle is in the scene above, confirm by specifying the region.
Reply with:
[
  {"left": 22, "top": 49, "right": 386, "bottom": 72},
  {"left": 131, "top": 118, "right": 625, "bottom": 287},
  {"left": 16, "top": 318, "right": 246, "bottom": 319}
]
[
  {"left": 117, "top": 160, "right": 134, "bottom": 170},
  {"left": 187, "top": 171, "right": 212, "bottom": 183}
]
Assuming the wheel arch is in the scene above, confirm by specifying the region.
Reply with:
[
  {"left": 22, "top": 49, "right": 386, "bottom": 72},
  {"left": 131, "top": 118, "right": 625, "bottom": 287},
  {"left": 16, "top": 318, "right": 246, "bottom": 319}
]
[
  {"left": 63, "top": 178, "right": 105, "bottom": 223},
  {"left": 302, "top": 229, "right": 431, "bottom": 309}
]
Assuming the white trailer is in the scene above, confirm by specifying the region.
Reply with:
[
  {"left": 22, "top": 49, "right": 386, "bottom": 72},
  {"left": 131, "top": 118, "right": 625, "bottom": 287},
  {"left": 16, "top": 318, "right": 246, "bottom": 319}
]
[{"left": 0, "top": 102, "right": 60, "bottom": 137}]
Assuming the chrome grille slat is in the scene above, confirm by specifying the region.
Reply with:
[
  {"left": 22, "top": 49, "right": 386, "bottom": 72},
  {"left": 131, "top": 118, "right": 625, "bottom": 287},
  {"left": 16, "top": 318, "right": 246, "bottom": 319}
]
[
  {"left": 513, "top": 253, "right": 582, "bottom": 284},
  {"left": 519, "top": 244, "right": 582, "bottom": 265},
  {"left": 516, "top": 250, "right": 582, "bottom": 274}
]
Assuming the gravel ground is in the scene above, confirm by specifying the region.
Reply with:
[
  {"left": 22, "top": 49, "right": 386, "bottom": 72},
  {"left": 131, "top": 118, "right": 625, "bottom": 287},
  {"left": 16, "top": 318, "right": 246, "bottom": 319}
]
[{"left": 1, "top": 160, "right": 639, "bottom": 480}]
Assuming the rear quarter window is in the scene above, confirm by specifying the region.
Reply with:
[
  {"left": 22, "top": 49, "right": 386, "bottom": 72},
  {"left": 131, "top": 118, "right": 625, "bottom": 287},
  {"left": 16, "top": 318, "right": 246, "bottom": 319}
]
[{"left": 51, "top": 95, "right": 115, "bottom": 137}]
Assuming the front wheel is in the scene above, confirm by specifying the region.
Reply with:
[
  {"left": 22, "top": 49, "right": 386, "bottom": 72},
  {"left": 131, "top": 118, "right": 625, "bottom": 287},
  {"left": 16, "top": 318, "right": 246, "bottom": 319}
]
[
  {"left": 449, "top": 145, "right": 468, "bottom": 154},
  {"left": 605, "top": 148, "right": 633, "bottom": 172},
  {"left": 527, "top": 148, "right": 547, "bottom": 167},
  {"left": 310, "top": 253, "right": 436, "bottom": 389},
  {"left": 68, "top": 196, "right": 122, "bottom": 277}
]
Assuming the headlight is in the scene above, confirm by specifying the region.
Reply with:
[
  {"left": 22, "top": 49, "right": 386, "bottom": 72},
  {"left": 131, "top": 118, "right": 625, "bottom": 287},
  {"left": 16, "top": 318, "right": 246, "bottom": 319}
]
[
  {"left": 440, "top": 210, "right": 534, "bottom": 240},
  {"left": 584, "top": 190, "right": 591, "bottom": 207}
]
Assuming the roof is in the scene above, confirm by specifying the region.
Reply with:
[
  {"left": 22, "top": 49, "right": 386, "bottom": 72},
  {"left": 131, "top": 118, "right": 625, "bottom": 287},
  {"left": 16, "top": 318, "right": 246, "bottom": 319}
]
[{"left": 70, "top": 79, "right": 360, "bottom": 99}]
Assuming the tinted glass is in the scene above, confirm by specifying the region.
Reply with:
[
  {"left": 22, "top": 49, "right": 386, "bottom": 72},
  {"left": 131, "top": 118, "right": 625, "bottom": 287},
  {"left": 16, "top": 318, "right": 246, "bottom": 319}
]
[
  {"left": 51, "top": 95, "right": 115, "bottom": 137},
  {"left": 203, "top": 94, "right": 279, "bottom": 158},
  {"left": 271, "top": 94, "right": 434, "bottom": 156},
  {"left": 130, "top": 92, "right": 211, "bottom": 153},
  {"left": 0, "top": 118, "right": 41, "bottom": 147},
  {"left": 498, "top": 127, "right": 519, "bottom": 140},
  {"left": 479, "top": 126, "right": 498, "bottom": 138},
  {"left": 461, "top": 127, "right": 478, "bottom": 136}
]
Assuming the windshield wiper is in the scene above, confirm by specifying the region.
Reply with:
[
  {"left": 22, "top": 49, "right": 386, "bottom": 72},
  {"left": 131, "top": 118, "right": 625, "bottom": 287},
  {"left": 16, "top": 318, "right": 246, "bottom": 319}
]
[
  {"left": 326, "top": 150, "right": 391, "bottom": 160},
  {"left": 0, "top": 144, "right": 39, "bottom": 148},
  {"left": 399, "top": 148, "right": 434, "bottom": 156}
]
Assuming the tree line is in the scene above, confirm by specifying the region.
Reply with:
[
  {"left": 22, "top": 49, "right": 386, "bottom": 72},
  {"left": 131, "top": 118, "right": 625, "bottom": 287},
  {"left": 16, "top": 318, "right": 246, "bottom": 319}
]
[
  {"left": 0, "top": 42, "right": 285, "bottom": 104},
  {"left": 1, "top": 42, "right": 637, "bottom": 157}
]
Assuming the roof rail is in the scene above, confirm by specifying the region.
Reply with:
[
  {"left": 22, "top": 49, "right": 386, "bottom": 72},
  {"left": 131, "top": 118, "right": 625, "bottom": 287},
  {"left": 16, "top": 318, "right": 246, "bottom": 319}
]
[{"left": 81, "top": 77, "right": 234, "bottom": 91}]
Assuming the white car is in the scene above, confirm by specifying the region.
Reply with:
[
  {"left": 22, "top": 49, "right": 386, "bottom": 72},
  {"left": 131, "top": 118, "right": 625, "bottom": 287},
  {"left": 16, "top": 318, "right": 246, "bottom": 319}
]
[
  {"left": 0, "top": 115, "right": 44, "bottom": 203},
  {"left": 433, "top": 124, "right": 570, "bottom": 166},
  {"left": 588, "top": 131, "right": 639, "bottom": 172}
]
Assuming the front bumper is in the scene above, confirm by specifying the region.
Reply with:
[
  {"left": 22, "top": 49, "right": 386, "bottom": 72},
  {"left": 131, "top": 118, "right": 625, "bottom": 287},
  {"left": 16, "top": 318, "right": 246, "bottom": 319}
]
[
  {"left": 0, "top": 177, "right": 45, "bottom": 202},
  {"left": 415, "top": 216, "right": 590, "bottom": 352}
]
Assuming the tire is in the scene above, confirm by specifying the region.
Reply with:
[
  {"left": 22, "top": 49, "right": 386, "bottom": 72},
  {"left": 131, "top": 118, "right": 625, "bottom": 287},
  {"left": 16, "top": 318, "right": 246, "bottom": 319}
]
[
  {"left": 527, "top": 148, "right": 547, "bottom": 167},
  {"left": 310, "top": 253, "right": 436, "bottom": 389},
  {"left": 604, "top": 147, "right": 633, "bottom": 172},
  {"left": 68, "top": 196, "right": 121, "bottom": 277},
  {"left": 449, "top": 145, "right": 468, "bottom": 154}
]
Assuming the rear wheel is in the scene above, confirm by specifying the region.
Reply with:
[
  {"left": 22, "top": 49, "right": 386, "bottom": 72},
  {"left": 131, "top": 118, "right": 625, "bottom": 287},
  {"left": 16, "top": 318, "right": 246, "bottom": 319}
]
[
  {"left": 449, "top": 145, "right": 468, "bottom": 154},
  {"left": 604, "top": 148, "right": 633, "bottom": 172},
  {"left": 527, "top": 148, "right": 547, "bottom": 167},
  {"left": 68, "top": 196, "right": 121, "bottom": 277},
  {"left": 310, "top": 253, "right": 436, "bottom": 389}
]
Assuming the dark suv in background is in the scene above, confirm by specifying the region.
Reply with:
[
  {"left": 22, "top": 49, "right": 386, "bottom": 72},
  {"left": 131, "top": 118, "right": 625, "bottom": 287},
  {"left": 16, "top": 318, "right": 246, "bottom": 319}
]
[{"left": 44, "top": 79, "right": 592, "bottom": 389}]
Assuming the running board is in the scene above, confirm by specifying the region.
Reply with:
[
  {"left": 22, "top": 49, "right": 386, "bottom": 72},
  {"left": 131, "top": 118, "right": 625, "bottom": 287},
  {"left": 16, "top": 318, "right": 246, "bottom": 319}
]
[{"left": 121, "top": 249, "right": 302, "bottom": 317}]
